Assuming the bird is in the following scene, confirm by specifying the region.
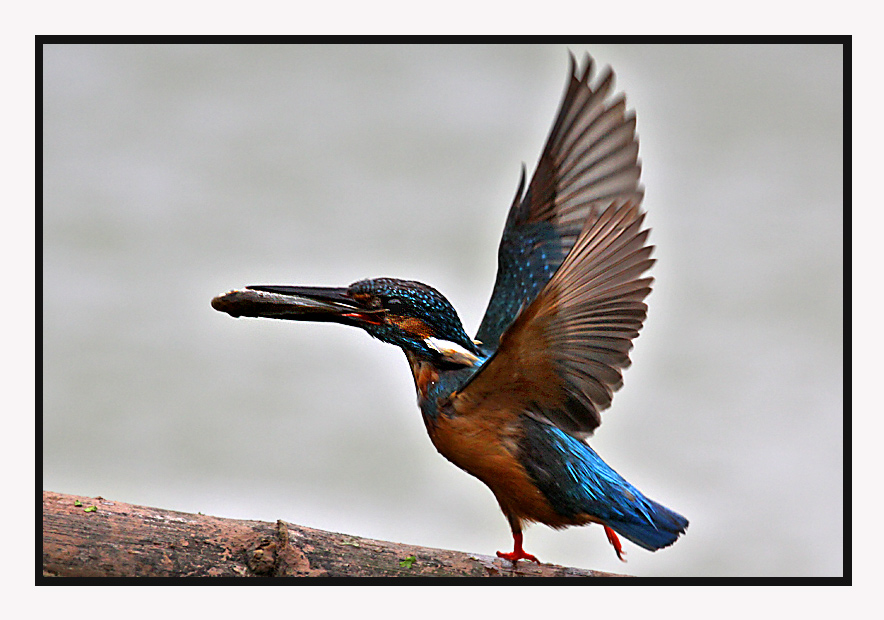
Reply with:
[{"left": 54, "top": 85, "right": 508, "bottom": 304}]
[{"left": 212, "top": 52, "right": 688, "bottom": 564}]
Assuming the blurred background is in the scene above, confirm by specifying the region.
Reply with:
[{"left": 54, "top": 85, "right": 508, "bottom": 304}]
[{"left": 42, "top": 43, "right": 843, "bottom": 577}]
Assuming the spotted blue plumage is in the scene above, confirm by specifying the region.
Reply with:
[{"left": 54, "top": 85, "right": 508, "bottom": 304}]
[
  {"left": 348, "top": 278, "right": 477, "bottom": 360},
  {"left": 476, "top": 215, "right": 565, "bottom": 347}
]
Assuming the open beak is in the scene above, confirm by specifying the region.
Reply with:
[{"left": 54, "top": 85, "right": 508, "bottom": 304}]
[{"left": 211, "top": 285, "right": 383, "bottom": 326}]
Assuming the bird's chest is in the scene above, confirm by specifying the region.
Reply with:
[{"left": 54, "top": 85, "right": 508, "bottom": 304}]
[
  {"left": 408, "top": 358, "right": 522, "bottom": 485},
  {"left": 406, "top": 356, "right": 563, "bottom": 524},
  {"left": 424, "top": 403, "right": 524, "bottom": 485}
]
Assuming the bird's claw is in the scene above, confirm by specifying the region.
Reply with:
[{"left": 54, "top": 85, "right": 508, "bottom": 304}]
[{"left": 497, "top": 549, "right": 540, "bottom": 564}]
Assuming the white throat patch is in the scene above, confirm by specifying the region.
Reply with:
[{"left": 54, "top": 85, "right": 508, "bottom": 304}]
[{"left": 424, "top": 337, "right": 479, "bottom": 367}]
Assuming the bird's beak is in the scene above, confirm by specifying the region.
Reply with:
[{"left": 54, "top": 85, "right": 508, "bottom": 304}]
[{"left": 211, "top": 285, "right": 383, "bottom": 325}]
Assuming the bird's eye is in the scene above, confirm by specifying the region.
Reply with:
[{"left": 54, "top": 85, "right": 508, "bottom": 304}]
[{"left": 385, "top": 297, "right": 405, "bottom": 312}]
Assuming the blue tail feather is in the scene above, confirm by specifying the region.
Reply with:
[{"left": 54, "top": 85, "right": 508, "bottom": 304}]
[
  {"left": 604, "top": 496, "right": 689, "bottom": 551},
  {"left": 520, "top": 416, "right": 688, "bottom": 551}
]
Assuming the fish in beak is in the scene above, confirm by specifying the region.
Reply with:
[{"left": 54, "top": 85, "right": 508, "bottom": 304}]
[{"left": 211, "top": 285, "right": 384, "bottom": 326}]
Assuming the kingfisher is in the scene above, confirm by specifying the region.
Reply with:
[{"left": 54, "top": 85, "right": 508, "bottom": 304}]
[{"left": 212, "top": 53, "right": 688, "bottom": 564}]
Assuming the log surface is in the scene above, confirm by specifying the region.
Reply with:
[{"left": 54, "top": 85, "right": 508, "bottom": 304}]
[{"left": 42, "top": 490, "right": 628, "bottom": 578}]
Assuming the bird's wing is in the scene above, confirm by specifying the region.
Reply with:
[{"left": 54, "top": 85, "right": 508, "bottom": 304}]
[
  {"left": 455, "top": 199, "right": 653, "bottom": 438},
  {"left": 475, "top": 52, "right": 644, "bottom": 347}
]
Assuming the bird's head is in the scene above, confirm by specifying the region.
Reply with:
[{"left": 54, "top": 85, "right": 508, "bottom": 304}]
[{"left": 212, "top": 277, "right": 481, "bottom": 367}]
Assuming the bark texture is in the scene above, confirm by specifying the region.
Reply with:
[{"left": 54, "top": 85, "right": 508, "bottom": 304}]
[{"left": 42, "top": 490, "right": 629, "bottom": 578}]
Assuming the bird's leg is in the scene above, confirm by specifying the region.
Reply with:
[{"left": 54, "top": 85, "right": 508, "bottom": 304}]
[
  {"left": 603, "top": 525, "right": 626, "bottom": 562},
  {"left": 497, "top": 531, "right": 540, "bottom": 564},
  {"left": 497, "top": 518, "right": 540, "bottom": 564}
]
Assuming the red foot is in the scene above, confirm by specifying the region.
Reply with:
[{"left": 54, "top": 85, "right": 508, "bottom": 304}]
[
  {"left": 497, "top": 548, "right": 540, "bottom": 563},
  {"left": 604, "top": 525, "right": 626, "bottom": 562},
  {"left": 497, "top": 532, "right": 540, "bottom": 564}
]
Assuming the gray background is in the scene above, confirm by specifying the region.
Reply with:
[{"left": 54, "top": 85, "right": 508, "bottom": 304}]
[{"left": 43, "top": 43, "right": 843, "bottom": 577}]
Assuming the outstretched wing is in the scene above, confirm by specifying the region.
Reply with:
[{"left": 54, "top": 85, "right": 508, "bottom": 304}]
[
  {"left": 475, "top": 52, "right": 643, "bottom": 348},
  {"left": 456, "top": 200, "right": 653, "bottom": 438}
]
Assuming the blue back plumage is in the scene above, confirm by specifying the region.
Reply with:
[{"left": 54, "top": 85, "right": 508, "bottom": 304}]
[{"left": 519, "top": 416, "right": 688, "bottom": 551}]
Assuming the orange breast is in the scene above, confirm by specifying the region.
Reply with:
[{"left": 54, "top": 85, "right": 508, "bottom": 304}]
[
  {"left": 406, "top": 354, "right": 591, "bottom": 530},
  {"left": 426, "top": 407, "right": 575, "bottom": 529}
]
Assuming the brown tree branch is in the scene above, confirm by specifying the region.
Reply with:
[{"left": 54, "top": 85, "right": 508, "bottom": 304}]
[{"left": 42, "top": 490, "right": 629, "bottom": 578}]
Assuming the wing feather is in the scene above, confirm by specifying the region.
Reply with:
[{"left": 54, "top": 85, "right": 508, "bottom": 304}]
[
  {"left": 456, "top": 200, "right": 653, "bottom": 437},
  {"left": 474, "top": 53, "right": 644, "bottom": 346}
]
